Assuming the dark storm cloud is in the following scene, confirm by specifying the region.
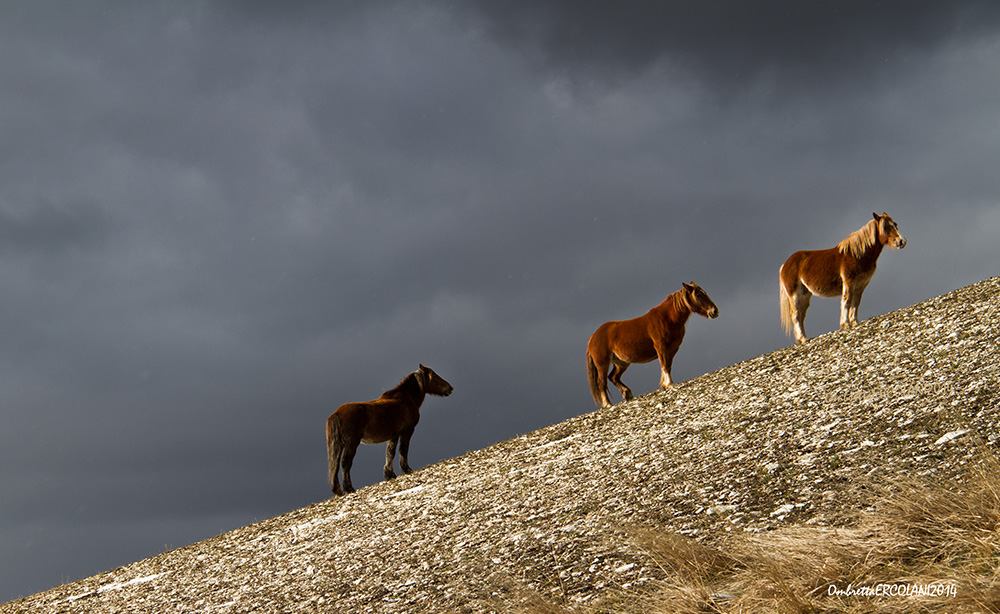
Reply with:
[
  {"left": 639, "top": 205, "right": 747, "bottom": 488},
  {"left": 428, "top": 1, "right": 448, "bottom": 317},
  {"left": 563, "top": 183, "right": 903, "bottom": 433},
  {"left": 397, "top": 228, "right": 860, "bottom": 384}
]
[
  {"left": 472, "top": 1, "right": 1000, "bottom": 86},
  {"left": 0, "top": 200, "right": 111, "bottom": 255},
  {"left": 1, "top": 0, "right": 999, "bottom": 603}
]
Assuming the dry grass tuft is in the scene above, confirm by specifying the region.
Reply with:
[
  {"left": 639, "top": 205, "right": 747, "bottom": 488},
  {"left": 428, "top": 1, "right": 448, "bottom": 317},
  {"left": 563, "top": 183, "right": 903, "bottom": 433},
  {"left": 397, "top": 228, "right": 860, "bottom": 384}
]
[
  {"left": 522, "top": 452, "right": 1000, "bottom": 614},
  {"left": 870, "top": 451, "right": 1000, "bottom": 612}
]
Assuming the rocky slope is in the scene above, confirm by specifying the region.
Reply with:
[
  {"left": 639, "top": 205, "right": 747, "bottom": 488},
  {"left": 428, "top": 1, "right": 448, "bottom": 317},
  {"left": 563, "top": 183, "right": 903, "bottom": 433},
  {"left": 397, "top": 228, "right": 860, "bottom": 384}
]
[{"left": 4, "top": 278, "right": 999, "bottom": 614}]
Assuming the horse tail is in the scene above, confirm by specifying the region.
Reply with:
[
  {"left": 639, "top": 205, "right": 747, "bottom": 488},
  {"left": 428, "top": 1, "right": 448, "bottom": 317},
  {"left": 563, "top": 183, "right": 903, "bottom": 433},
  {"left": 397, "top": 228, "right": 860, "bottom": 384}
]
[
  {"left": 779, "top": 265, "right": 794, "bottom": 337},
  {"left": 586, "top": 349, "right": 604, "bottom": 407},
  {"left": 326, "top": 414, "right": 342, "bottom": 491}
]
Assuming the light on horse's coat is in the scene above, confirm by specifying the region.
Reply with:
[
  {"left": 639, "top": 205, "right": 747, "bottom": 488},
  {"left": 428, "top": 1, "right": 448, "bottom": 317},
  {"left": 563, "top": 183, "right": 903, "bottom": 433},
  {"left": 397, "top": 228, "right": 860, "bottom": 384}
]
[
  {"left": 779, "top": 212, "right": 906, "bottom": 345},
  {"left": 586, "top": 282, "right": 719, "bottom": 409}
]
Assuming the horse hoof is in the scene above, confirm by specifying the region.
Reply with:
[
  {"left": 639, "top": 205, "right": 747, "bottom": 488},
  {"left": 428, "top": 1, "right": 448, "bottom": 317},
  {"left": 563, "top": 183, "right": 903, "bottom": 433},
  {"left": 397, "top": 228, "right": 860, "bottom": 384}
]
[{"left": 384, "top": 472, "right": 397, "bottom": 481}]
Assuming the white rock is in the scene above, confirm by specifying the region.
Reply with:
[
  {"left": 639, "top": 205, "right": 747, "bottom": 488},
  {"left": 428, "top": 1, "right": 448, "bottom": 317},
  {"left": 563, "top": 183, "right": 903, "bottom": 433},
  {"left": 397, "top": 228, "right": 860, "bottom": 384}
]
[
  {"left": 770, "top": 504, "right": 795, "bottom": 517},
  {"left": 934, "top": 429, "right": 970, "bottom": 445}
]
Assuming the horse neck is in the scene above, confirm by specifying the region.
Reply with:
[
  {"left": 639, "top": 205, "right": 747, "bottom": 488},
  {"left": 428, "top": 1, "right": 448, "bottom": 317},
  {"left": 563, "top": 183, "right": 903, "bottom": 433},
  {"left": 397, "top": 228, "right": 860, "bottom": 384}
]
[
  {"left": 386, "top": 373, "right": 426, "bottom": 404},
  {"left": 655, "top": 291, "right": 693, "bottom": 325},
  {"left": 853, "top": 235, "right": 885, "bottom": 266}
]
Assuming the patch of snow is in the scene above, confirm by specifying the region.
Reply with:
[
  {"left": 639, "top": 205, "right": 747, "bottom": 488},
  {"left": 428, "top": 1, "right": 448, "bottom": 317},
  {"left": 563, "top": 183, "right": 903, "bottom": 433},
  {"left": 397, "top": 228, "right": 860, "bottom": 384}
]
[
  {"left": 60, "top": 572, "right": 168, "bottom": 603},
  {"left": 388, "top": 485, "right": 428, "bottom": 498},
  {"left": 535, "top": 433, "right": 583, "bottom": 450}
]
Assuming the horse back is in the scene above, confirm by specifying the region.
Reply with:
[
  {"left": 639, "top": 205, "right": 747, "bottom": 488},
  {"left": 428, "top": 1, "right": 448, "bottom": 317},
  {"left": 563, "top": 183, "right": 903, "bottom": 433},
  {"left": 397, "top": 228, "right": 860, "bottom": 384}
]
[{"left": 593, "top": 313, "right": 663, "bottom": 364}]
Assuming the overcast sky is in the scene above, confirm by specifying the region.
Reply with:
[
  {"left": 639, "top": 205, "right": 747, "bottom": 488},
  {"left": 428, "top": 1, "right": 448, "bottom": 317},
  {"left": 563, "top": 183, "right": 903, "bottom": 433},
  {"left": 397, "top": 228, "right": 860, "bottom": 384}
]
[{"left": 2, "top": 1, "right": 1000, "bottom": 601}]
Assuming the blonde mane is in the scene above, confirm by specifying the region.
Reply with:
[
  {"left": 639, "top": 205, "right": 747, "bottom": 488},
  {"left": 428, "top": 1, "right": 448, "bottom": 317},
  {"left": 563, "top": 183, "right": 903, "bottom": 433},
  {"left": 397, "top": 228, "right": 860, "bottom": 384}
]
[{"left": 837, "top": 219, "right": 878, "bottom": 258}]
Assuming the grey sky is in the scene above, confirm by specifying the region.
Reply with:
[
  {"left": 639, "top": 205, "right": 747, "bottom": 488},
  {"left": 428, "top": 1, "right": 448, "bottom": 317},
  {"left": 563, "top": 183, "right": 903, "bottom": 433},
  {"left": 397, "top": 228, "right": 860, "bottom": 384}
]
[{"left": 2, "top": 1, "right": 999, "bottom": 601}]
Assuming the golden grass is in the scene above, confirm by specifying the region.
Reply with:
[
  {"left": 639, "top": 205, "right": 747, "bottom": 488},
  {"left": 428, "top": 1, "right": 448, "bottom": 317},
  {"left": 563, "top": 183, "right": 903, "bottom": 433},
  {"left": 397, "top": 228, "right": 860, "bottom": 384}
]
[{"left": 521, "top": 452, "right": 1000, "bottom": 614}]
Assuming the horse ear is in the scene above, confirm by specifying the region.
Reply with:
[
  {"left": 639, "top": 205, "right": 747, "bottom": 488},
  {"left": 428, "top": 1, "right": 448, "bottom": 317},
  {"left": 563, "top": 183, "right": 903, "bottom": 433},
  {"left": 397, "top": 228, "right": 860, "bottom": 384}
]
[
  {"left": 682, "top": 282, "right": 692, "bottom": 291},
  {"left": 873, "top": 212, "right": 880, "bottom": 220}
]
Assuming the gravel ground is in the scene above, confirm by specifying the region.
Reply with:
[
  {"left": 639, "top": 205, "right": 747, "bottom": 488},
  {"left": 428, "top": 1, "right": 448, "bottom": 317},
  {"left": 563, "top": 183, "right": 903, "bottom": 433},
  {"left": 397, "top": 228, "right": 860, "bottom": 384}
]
[{"left": 4, "top": 277, "right": 998, "bottom": 614}]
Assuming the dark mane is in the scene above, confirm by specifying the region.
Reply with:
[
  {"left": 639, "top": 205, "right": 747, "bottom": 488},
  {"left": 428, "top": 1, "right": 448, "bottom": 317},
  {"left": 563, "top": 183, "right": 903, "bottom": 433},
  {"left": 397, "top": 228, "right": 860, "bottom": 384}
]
[{"left": 381, "top": 371, "right": 421, "bottom": 399}]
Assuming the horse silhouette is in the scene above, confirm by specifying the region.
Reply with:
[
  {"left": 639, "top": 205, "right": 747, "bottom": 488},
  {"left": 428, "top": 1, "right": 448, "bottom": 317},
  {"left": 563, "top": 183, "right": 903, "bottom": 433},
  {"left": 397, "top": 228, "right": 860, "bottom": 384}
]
[{"left": 326, "top": 364, "right": 453, "bottom": 495}]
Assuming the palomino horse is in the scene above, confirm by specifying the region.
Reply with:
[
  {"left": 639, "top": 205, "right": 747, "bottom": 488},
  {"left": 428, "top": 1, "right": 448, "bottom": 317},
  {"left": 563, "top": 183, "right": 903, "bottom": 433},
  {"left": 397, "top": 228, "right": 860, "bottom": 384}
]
[
  {"left": 586, "top": 282, "right": 719, "bottom": 409},
  {"left": 327, "top": 364, "right": 453, "bottom": 495},
  {"left": 780, "top": 212, "right": 906, "bottom": 345}
]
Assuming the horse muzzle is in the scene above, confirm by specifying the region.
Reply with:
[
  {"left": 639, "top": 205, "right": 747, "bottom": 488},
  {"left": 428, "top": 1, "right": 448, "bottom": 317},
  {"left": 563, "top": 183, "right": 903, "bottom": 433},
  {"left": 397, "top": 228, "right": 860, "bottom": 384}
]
[
  {"left": 706, "top": 308, "right": 719, "bottom": 319},
  {"left": 894, "top": 236, "right": 907, "bottom": 249}
]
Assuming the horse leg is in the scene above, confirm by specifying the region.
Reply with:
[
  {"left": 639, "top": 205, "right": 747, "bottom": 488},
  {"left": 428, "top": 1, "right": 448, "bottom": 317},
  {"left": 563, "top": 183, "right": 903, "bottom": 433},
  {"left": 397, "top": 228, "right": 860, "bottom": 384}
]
[
  {"left": 656, "top": 348, "right": 676, "bottom": 389},
  {"left": 331, "top": 470, "right": 342, "bottom": 496},
  {"left": 849, "top": 289, "right": 864, "bottom": 326},
  {"left": 608, "top": 358, "right": 633, "bottom": 401},
  {"left": 384, "top": 437, "right": 399, "bottom": 481},
  {"left": 791, "top": 286, "right": 812, "bottom": 344},
  {"left": 398, "top": 427, "right": 415, "bottom": 475},
  {"left": 846, "top": 280, "right": 869, "bottom": 327},
  {"left": 331, "top": 447, "right": 344, "bottom": 496},
  {"left": 840, "top": 284, "right": 852, "bottom": 329},
  {"left": 341, "top": 443, "right": 358, "bottom": 493}
]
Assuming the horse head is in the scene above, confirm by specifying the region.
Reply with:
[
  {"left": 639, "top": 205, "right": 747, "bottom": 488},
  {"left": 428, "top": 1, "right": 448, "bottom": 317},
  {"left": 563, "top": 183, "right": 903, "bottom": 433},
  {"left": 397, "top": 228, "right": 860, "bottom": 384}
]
[
  {"left": 682, "top": 282, "right": 719, "bottom": 319},
  {"left": 874, "top": 212, "right": 907, "bottom": 250},
  {"left": 418, "top": 364, "right": 454, "bottom": 397}
]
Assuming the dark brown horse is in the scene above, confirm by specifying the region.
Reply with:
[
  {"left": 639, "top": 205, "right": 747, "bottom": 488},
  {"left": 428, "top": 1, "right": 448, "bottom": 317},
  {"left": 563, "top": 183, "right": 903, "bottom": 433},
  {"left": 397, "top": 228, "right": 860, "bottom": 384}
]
[
  {"left": 780, "top": 212, "right": 906, "bottom": 345},
  {"left": 327, "top": 364, "right": 453, "bottom": 495},
  {"left": 586, "top": 282, "right": 719, "bottom": 409}
]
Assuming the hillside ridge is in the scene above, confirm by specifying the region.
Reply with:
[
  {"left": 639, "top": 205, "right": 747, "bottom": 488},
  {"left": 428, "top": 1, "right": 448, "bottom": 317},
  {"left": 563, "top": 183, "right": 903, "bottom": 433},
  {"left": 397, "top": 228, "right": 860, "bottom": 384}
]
[{"left": 5, "top": 277, "right": 999, "bottom": 613}]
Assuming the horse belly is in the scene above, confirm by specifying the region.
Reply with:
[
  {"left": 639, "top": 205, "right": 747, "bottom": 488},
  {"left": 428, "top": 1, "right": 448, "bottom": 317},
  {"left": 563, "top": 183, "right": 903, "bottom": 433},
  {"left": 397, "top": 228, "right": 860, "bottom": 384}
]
[
  {"left": 613, "top": 335, "right": 658, "bottom": 364},
  {"left": 797, "top": 250, "right": 844, "bottom": 297},
  {"left": 338, "top": 401, "right": 405, "bottom": 445},
  {"left": 360, "top": 415, "right": 404, "bottom": 444},
  {"left": 366, "top": 402, "right": 418, "bottom": 442}
]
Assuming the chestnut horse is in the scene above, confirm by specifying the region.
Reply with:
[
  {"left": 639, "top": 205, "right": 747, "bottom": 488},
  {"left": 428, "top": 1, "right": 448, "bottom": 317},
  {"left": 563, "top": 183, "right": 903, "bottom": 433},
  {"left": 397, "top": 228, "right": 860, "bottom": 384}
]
[
  {"left": 586, "top": 282, "right": 719, "bottom": 409},
  {"left": 327, "top": 364, "right": 453, "bottom": 495},
  {"left": 780, "top": 212, "right": 906, "bottom": 345}
]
